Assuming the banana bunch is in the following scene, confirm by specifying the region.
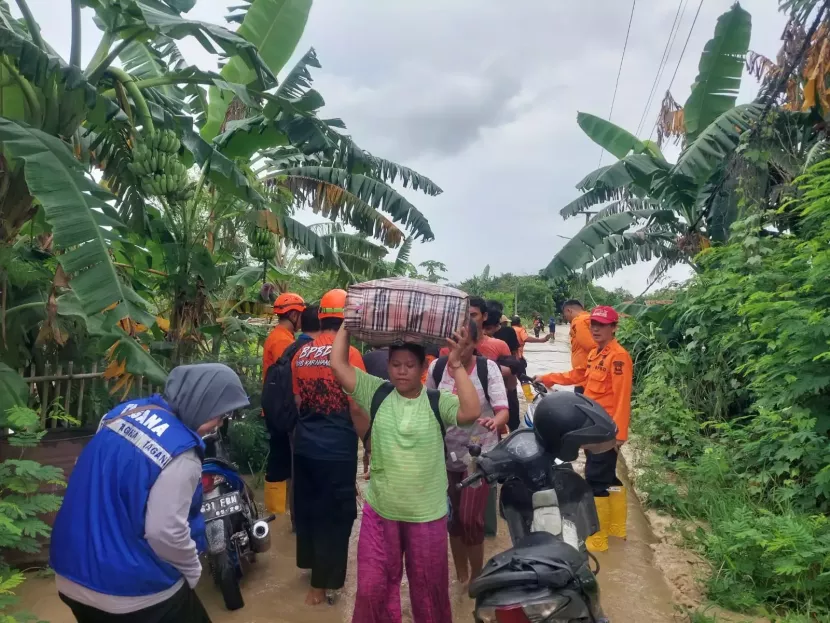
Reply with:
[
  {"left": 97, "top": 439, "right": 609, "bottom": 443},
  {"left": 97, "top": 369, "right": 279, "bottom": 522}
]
[
  {"left": 248, "top": 225, "right": 275, "bottom": 260},
  {"left": 128, "top": 129, "right": 193, "bottom": 201}
]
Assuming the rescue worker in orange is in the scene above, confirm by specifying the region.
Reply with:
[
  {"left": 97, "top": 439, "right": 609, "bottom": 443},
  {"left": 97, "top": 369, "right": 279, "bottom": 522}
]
[
  {"left": 561, "top": 299, "right": 595, "bottom": 394},
  {"left": 534, "top": 305, "right": 632, "bottom": 552},
  {"left": 261, "top": 292, "right": 305, "bottom": 515}
]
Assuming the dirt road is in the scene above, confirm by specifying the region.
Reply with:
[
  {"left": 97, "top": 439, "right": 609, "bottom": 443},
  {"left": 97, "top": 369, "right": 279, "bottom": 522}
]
[{"left": 16, "top": 328, "right": 677, "bottom": 622}]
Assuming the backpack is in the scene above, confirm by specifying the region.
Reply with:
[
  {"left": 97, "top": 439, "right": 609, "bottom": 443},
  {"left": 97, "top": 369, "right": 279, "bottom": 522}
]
[
  {"left": 364, "top": 383, "right": 445, "bottom": 455},
  {"left": 431, "top": 356, "right": 491, "bottom": 405},
  {"left": 261, "top": 336, "right": 311, "bottom": 435}
]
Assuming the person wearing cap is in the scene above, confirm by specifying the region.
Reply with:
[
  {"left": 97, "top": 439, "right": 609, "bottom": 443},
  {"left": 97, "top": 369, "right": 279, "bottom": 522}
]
[
  {"left": 290, "top": 289, "right": 366, "bottom": 606},
  {"left": 261, "top": 292, "right": 306, "bottom": 516},
  {"left": 561, "top": 299, "right": 595, "bottom": 394},
  {"left": 534, "top": 305, "right": 633, "bottom": 552}
]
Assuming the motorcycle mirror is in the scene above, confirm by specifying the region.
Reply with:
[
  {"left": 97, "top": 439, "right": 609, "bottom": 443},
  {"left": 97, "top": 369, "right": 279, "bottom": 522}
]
[{"left": 468, "top": 444, "right": 482, "bottom": 458}]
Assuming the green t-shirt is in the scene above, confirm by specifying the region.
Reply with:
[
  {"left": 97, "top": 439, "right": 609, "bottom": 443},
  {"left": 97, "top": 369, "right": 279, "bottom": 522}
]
[{"left": 348, "top": 368, "right": 459, "bottom": 523}]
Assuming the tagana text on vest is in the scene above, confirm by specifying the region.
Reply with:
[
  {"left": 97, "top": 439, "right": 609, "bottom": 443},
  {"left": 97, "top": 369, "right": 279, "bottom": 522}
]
[{"left": 50, "top": 396, "right": 205, "bottom": 596}]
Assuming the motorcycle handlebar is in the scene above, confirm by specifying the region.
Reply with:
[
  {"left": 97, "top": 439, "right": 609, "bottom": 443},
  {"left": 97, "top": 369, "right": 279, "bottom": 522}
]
[
  {"left": 518, "top": 374, "right": 549, "bottom": 395},
  {"left": 456, "top": 471, "right": 483, "bottom": 490}
]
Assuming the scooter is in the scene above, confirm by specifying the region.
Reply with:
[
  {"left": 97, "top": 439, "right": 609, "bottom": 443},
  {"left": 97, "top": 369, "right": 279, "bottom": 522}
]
[
  {"left": 459, "top": 428, "right": 611, "bottom": 621},
  {"left": 201, "top": 419, "right": 275, "bottom": 611}
]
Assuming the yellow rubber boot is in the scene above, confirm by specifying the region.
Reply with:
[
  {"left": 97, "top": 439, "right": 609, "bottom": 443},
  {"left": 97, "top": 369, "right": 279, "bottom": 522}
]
[
  {"left": 264, "top": 480, "right": 288, "bottom": 514},
  {"left": 608, "top": 486, "right": 627, "bottom": 539},
  {"left": 585, "top": 496, "right": 610, "bottom": 552}
]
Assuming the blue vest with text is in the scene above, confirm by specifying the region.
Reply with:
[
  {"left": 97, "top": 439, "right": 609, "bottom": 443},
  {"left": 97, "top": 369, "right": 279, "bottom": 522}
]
[{"left": 50, "top": 396, "right": 205, "bottom": 597}]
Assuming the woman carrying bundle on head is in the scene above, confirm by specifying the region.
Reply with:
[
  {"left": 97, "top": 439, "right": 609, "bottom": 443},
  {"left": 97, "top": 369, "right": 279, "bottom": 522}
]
[{"left": 330, "top": 322, "right": 481, "bottom": 623}]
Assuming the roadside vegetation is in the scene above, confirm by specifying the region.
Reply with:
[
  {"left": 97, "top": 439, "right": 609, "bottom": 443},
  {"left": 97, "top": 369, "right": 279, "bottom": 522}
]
[{"left": 618, "top": 157, "right": 830, "bottom": 620}]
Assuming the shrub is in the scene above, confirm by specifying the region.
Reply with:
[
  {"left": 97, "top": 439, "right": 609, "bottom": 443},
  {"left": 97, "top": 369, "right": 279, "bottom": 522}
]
[
  {"left": 1, "top": 406, "right": 66, "bottom": 623},
  {"left": 228, "top": 414, "right": 269, "bottom": 475}
]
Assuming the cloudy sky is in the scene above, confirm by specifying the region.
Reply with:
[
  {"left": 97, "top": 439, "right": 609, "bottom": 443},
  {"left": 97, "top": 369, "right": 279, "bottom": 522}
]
[{"left": 14, "top": 0, "right": 787, "bottom": 293}]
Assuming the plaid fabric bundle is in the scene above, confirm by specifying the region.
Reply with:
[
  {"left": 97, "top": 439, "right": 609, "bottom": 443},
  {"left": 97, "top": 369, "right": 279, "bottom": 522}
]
[{"left": 345, "top": 278, "right": 470, "bottom": 347}]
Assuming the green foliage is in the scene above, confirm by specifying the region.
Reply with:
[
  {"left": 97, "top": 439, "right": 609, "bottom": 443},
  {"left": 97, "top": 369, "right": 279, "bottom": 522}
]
[
  {"left": 227, "top": 415, "right": 269, "bottom": 475},
  {"left": 622, "top": 157, "right": 830, "bottom": 617},
  {"left": 0, "top": 406, "right": 65, "bottom": 622}
]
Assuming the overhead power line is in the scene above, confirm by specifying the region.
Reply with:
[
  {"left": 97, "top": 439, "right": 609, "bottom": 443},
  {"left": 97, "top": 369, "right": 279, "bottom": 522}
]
[
  {"left": 649, "top": 0, "right": 705, "bottom": 141},
  {"left": 635, "top": 0, "right": 688, "bottom": 138},
  {"left": 598, "top": 0, "right": 637, "bottom": 167}
]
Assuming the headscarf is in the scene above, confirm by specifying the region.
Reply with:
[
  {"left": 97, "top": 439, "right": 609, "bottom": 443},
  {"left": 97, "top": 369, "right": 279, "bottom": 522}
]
[{"left": 164, "top": 363, "right": 249, "bottom": 432}]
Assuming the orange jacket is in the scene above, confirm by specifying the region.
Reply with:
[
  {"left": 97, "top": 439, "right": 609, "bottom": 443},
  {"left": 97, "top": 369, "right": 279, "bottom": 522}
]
[
  {"left": 514, "top": 326, "right": 528, "bottom": 357},
  {"left": 262, "top": 324, "right": 296, "bottom": 380},
  {"left": 538, "top": 338, "right": 633, "bottom": 440},
  {"left": 569, "top": 311, "right": 595, "bottom": 372}
]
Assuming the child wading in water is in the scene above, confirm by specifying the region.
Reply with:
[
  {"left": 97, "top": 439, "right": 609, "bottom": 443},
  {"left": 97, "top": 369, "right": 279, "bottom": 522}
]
[{"left": 331, "top": 325, "right": 481, "bottom": 623}]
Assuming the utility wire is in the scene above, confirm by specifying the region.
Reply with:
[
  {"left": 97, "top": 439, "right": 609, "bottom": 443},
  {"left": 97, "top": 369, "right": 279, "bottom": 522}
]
[
  {"left": 598, "top": 0, "right": 637, "bottom": 167},
  {"left": 635, "top": 0, "right": 688, "bottom": 138},
  {"left": 648, "top": 0, "right": 705, "bottom": 142}
]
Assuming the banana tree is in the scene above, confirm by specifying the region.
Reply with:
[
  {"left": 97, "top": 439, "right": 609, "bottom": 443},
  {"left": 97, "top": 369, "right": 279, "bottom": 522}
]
[
  {"left": 544, "top": 3, "right": 761, "bottom": 283},
  {"left": 0, "top": 0, "right": 330, "bottom": 388}
]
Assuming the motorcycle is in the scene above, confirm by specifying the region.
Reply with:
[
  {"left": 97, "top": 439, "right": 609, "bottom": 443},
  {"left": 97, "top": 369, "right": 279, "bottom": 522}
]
[
  {"left": 458, "top": 425, "right": 611, "bottom": 621},
  {"left": 201, "top": 418, "right": 275, "bottom": 611}
]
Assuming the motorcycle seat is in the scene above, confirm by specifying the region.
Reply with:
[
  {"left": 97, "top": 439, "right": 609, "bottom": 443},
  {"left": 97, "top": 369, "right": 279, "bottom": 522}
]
[{"left": 469, "top": 532, "right": 587, "bottom": 598}]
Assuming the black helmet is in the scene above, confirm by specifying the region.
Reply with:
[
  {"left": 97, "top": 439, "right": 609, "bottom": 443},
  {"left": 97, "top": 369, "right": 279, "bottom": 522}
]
[{"left": 532, "top": 392, "right": 617, "bottom": 461}]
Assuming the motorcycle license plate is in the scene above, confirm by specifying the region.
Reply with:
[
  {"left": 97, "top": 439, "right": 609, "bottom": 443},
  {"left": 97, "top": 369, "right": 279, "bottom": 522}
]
[{"left": 201, "top": 493, "right": 242, "bottom": 521}]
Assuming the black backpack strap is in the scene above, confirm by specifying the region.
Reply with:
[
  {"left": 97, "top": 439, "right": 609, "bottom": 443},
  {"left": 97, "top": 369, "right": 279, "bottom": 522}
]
[
  {"left": 277, "top": 336, "right": 310, "bottom": 367},
  {"left": 425, "top": 389, "right": 446, "bottom": 439},
  {"left": 476, "top": 356, "right": 491, "bottom": 405},
  {"left": 364, "top": 382, "right": 396, "bottom": 445},
  {"left": 431, "top": 356, "right": 449, "bottom": 387}
]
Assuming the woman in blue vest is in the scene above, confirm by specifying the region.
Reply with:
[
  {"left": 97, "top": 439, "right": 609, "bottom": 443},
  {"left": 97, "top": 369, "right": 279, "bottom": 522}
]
[{"left": 50, "top": 364, "right": 249, "bottom": 623}]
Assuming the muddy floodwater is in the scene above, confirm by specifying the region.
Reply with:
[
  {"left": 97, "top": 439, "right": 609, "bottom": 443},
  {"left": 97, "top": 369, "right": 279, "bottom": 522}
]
[{"left": 15, "top": 331, "right": 678, "bottom": 622}]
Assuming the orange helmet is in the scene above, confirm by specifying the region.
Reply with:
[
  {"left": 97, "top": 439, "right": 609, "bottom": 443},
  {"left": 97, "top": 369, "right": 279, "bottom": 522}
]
[
  {"left": 273, "top": 292, "right": 305, "bottom": 315},
  {"left": 319, "top": 289, "right": 347, "bottom": 319}
]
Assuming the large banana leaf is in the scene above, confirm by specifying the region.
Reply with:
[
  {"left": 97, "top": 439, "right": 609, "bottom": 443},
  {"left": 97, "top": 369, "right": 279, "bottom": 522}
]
[
  {"left": 0, "top": 52, "right": 27, "bottom": 123},
  {"left": 273, "top": 166, "right": 435, "bottom": 243},
  {"left": 576, "top": 113, "right": 645, "bottom": 159},
  {"left": 0, "top": 118, "right": 154, "bottom": 326},
  {"left": 267, "top": 48, "right": 323, "bottom": 114},
  {"left": 173, "top": 115, "right": 267, "bottom": 207},
  {"left": 57, "top": 293, "right": 168, "bottom": 384},
  {"left": 683, "top": 3, "right": 752, "bottom": 142},
  {"left": 119, "top": 36, "right": 188, "bottom": 103},
  {"left": 202, "top": 0, "right": 312, "bottom": 140},
  {"left": 562, "top": 154, "right": 662, "bottom": 219},
  {"left": 125, "top": 1, "right": 275, "bottom": 87},
  {"left": 560, "top": 186, "right": 629, "bottom": 219},
  {"left": 672, "top": 103, "right": 763, "bottom": 185},
  {"left": 543, "top": 210, "right": 678, "bottom": 279},
  {"left": 542, "top": 211, "right": 648, "bottom": 278},
  {"left": 580, "top": 235, "right": 677, "bottom": 281},
  {"left": 213, "top": 113, "right": 330, "bottom": 160},
  {"left": 271, "top": 213, "right": 353, "bottom": 278},
  {"left": 330, "top": 136, "right": 443, "bottom": 196},
  {"left": 0, "top": 363, "right": 28, "bottom": 417}
]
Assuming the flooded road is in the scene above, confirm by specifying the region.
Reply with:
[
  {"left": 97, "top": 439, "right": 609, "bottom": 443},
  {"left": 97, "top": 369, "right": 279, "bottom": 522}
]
[{"left": 16, "top": 328, "right": 677, "bottom": 622}]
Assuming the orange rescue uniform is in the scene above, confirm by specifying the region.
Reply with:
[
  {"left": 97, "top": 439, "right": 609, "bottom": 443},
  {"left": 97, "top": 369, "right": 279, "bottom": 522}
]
[
  {"left": 568, "top": 311, "right": 595, "bottom": 373},
  {"left": 262, "top": 324, "right": 295, "bottom": 378},
  {"left": 514, "top": 326, "right": 529, "bottom": 358},
  {"left": 538, "top": 338, "right": 633, "bottom": 440}
]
